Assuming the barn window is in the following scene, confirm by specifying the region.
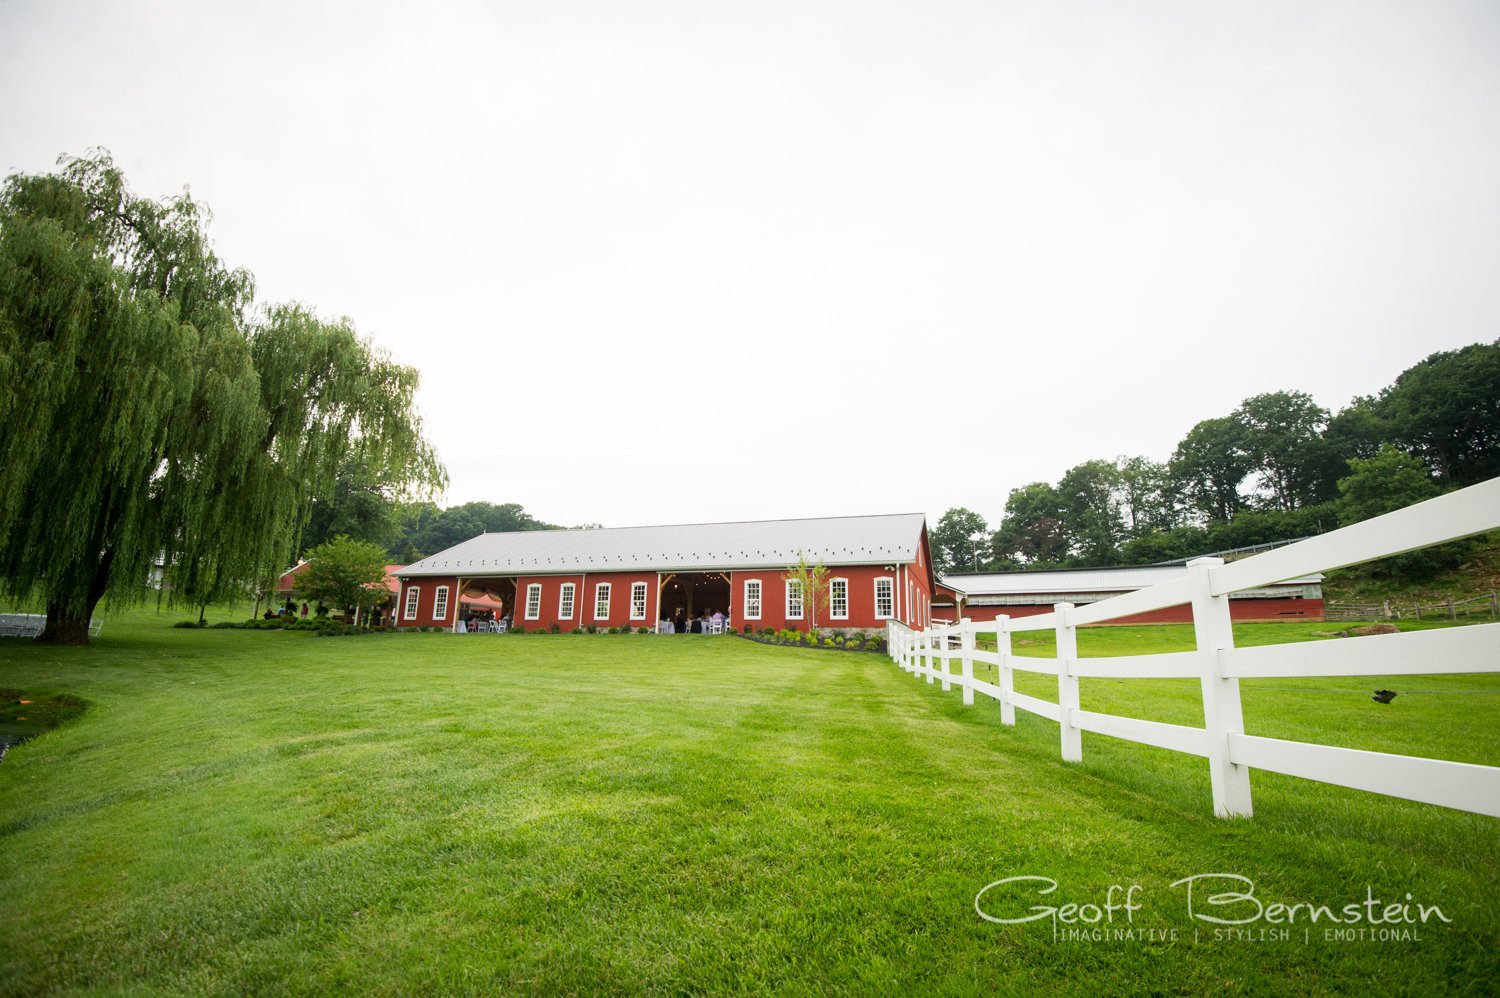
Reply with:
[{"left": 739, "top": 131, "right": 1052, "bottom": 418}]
[
  {"left": 829, "top": 579, "right": 848, "bottom": 619},
  {"left": 595, "top": 583, "right": 611, "bottom": 620},
  {"left": 786, "top": 580, "right": 803, "bottom": 620},
  {"left": 433, "top": 586, "right": 450, "bottom": 621},
  {"left": 743, "top": 580, "right": 762, "bottom": 620},
  {"left": 874, "top": 578, "right": 893, "bottom": 619},
  {"left": 630, "top": 582, "right": 648, "bottom": 620},
  {"left": 559, "top": 583, "right": 575, "bottom": 620},
  {"left": 404, "top": 586, "right": 420, "bottom": 620},
  {"left": 524, "top": 584, "right": 541, "bottom": 620}
]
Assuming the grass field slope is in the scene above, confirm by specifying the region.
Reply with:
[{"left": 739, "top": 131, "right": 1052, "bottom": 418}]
[{"left": 1, "top": 611, "right": 1496, "bottom": 997}]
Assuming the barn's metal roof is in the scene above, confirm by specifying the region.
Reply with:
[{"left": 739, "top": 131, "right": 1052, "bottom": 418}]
[
  {"left": 939, "top": 564, "right": 1323, "bottom": 596},
  {"left": 398, "top": 512, "right": 928, "bottom": 577}
]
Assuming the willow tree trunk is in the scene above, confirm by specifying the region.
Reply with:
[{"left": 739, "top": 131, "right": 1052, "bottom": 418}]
[{"left": 36, "top": 549, "right": 114, "bottom": 646}]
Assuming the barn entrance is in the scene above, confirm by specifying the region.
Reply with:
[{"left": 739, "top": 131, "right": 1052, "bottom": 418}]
[
  {"left": 463, "top": 577, "right": 516, "bottom": 621},
  {"left": 659, "top": 572, "right": 731, "bottom": 628}
]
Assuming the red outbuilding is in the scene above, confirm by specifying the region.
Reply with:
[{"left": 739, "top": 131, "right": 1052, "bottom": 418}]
[
  {"left": 932, "top": 565, "right": 1325, "bottom": 626},
  {"left": 393, "top": 513, "right": 940, "bottom": 634}
]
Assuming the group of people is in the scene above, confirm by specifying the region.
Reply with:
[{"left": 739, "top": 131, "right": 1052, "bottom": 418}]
[{"left": 668, "top": 610, "right": 727, "bottom": 634}]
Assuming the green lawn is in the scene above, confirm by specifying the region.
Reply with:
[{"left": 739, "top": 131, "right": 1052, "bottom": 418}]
[{"left": 1, "top": 611, "right": 1496, "bottom": 996}]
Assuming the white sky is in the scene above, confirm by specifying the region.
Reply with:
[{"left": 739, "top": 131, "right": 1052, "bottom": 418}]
[{"left": 3, "top": 0, "right": 1498, "bottom": 529}]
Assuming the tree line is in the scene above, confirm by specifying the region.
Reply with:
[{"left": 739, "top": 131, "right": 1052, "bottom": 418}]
[
  {"left": 296, "top": 461, "right": 563, "bottom": 566},
  {"left": 930, "top": 340, "right": 1500, "bottom": 576},
  {"left": 0, "top": 152, "right": 445, "bottom": 642}
]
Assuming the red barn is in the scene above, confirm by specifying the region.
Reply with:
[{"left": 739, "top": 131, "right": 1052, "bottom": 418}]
[
  {"left": 394, "top": 513, "right": 939, "bottom": 633},
  {"left": 933, "top": 565, "right": 1325, "bottom": 626}
]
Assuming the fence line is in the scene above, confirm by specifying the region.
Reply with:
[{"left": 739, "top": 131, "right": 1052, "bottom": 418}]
[{"left": 886, "top": 477, "right": 1500, "bottom": 820}]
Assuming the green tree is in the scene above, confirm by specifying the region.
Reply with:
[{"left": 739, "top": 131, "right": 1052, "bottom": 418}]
[
  {"left": 1170, "top": 416, "right": 1253, "bottom": 523},
  {"left": 1335, "top": 445, "right": 1465, "bottom": 576},
  {"left": 295, "top": 536, "right": 392, "bottom": 624},
  {"left": 1370, "top": 340, "right": 1500, "bottom": 486},
  {"left": 991, "top": 482, "right": 1068, "bottom": 566},
  {"left": 301, "top": 458, "right": 406, "bottom": 557},
  {"left": 1235, "top": 391, "right": 1334, "bottom": 510},
  {"left": 781, "top": 553, "right": 830, "bottom": 633},
  {"left": 399, "top": 501, "right": 559, "bottom": 558},
  {"left": 0, "top": 152, "right": 444, "bottom": 644},
  {"left": 1336, "top": 445, "right": 1440, "bottom": 527},
  {"left": 1056, "top": 459, "right": 1123, "bottom": 565},
  {"left": 1116, "top": 456, "right": 1180, "bottom": 536},
  {"left": 930, "top": 507, "right": 989, "bottom": 574}
]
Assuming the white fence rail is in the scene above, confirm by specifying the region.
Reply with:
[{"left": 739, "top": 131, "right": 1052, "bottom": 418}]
[{"left": 886, "top": 477, "right": 1500, "bottom": 819}]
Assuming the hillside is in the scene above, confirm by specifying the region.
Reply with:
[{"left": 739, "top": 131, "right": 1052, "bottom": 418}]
[{"left": 1321, "top": 529, "right": 1500, "bottom": 615}]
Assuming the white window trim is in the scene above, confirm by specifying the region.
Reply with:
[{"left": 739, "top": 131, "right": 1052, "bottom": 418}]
[
  {"left": 743, "top": 579, "right": 762, "bottom": 620},
  {"left": 403, "top": 585, "right": 420, "bottom": 621},
  {"left": 559, "top": 583, "right": 575, "bottom": 620},
  {"left": 874, "top": 577, "right": 894, "bottom": 620},
  {"left": 524, "top": 583, "right": 541, "bottom": 620},
  {"left": 785, "top": 579, "right": 803, "bottom": 620},
  {"left": 594, "top": 582, "right": 611, "bottom": 621},
  {"left": 829, "top": 578, "right": 848, "bottom": 620},
  {"left": 433, "top": 585, "right": 450, "bottom": 622},
  {"left": 630, "top": 582, "right": 648, "bottom": 620}
]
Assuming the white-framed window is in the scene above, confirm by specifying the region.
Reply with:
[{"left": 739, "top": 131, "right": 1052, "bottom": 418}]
[
  {"left": 786, "top": 579, "right": 803, "bottom": 620},
  {"left": 630, "top": 582, "right": 648, "bottom": 620},
  {"left": 594, "top": 582, "right": 611, "bottom": 620},
  {"left": 524, "top": 583, "right": 541, "bottom": 620},
  {"left": 874, "top": 577, "right": 894, "bottom": 619},
  {"left": 433, "top": 585, "right": 450, "bottom": 621},
  {"left": 403, "top": 586, "right": 420, "bottom": 620},
  {"left": 829, "top": 578, "right": 848, "bottom": 619},
  {"left": 743, "top": 579, "right": 762, "bottom": 620},
  {"left": 559, "top": 583, "right": 575, "bottom": 620}
]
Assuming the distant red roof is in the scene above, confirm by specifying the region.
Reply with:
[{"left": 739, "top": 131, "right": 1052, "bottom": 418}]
[{"left": 278, "top": 562, "right": 408, "bottom": 599}]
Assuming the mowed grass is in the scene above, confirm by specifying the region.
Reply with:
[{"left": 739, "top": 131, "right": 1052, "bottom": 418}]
[{"left": 0, "top": 611, "right": 1497, "bottom": 997}]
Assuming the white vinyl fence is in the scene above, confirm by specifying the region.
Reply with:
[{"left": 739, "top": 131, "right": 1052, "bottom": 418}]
[{"left": 887, "top": 477, "right": 1500, "bottom": 820}]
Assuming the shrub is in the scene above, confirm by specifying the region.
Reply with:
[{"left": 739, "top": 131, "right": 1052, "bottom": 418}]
[
  {"left": 607, "top": 626, "right": 619, "bottom": 634},
  {"left": 550, "top": 622, "right": 561, "bottom": 634},
  {"left": 585, "top": 625, "right": 598, "bottom": 634},
  {"left": 570, "top": 626, "right": 583, "bottom": 634},
  {"left": 532, "top": 627, "right": 549, "bottom": 634}
]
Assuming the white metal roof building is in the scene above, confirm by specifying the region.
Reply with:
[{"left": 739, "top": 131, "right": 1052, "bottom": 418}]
[
  {"left": 933, "top": 564, "right": 1325, "bottom": 624},
  {"left": 392, "top": 512, "right": 942, "bottom": 633}
]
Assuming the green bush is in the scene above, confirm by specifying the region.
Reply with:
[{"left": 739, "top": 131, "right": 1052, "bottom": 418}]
[
  {"left": 607, "top": 627, "right": 619, "bottom": 634},
  {"left": 549, "top": 622, "right": 561, "bottom": 634},
  {"left": 570, "top": 626, "right": 583, "bottom": 634}
]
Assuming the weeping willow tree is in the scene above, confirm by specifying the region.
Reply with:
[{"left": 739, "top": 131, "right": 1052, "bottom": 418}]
[{"left": 0, "top": 151, "right": 445, "bottom": 644}]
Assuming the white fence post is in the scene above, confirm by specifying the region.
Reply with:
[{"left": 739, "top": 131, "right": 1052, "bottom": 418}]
[
  {"left": 998, "top": 614, "right": 1015, "bottom": 726},
  {"left": 923, "top": 629, "right": 935, "bottom": 684},
  {"left": 940, "top": 627, "right": 952, "bottom": 691},
  {"left": 1055, "top": 602, "right": 1081, "bottom": 762},
  {"left": 960, "top": 618, "right": 975, "bottom": 706},
  {"left": 1188, "top": 557, "right": 1253, "bottom": 819}
]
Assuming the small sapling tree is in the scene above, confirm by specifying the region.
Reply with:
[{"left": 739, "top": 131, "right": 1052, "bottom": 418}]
[{"left": 782, "top": 553, "right": 830, "bottom": 634}]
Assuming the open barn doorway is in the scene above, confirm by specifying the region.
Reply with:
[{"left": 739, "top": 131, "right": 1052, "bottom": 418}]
[
  {"left": 463, "top": 577, "right": 516, "bottom": 624},
  {"left": 659, "top": 572, "right": 731, "bottom": 631}
]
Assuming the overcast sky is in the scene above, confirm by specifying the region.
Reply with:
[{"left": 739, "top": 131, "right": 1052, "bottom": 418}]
[{"left": 3, "top": 0, "right": 1498, "bottom": 529}]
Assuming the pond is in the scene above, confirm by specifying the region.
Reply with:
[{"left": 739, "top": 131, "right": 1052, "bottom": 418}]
[
  {"left": 0, "top": 691, "right": 86, "bottom": 764},
  {"left": 0, "top": 722, "right": 50, "bottom": 763}
]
